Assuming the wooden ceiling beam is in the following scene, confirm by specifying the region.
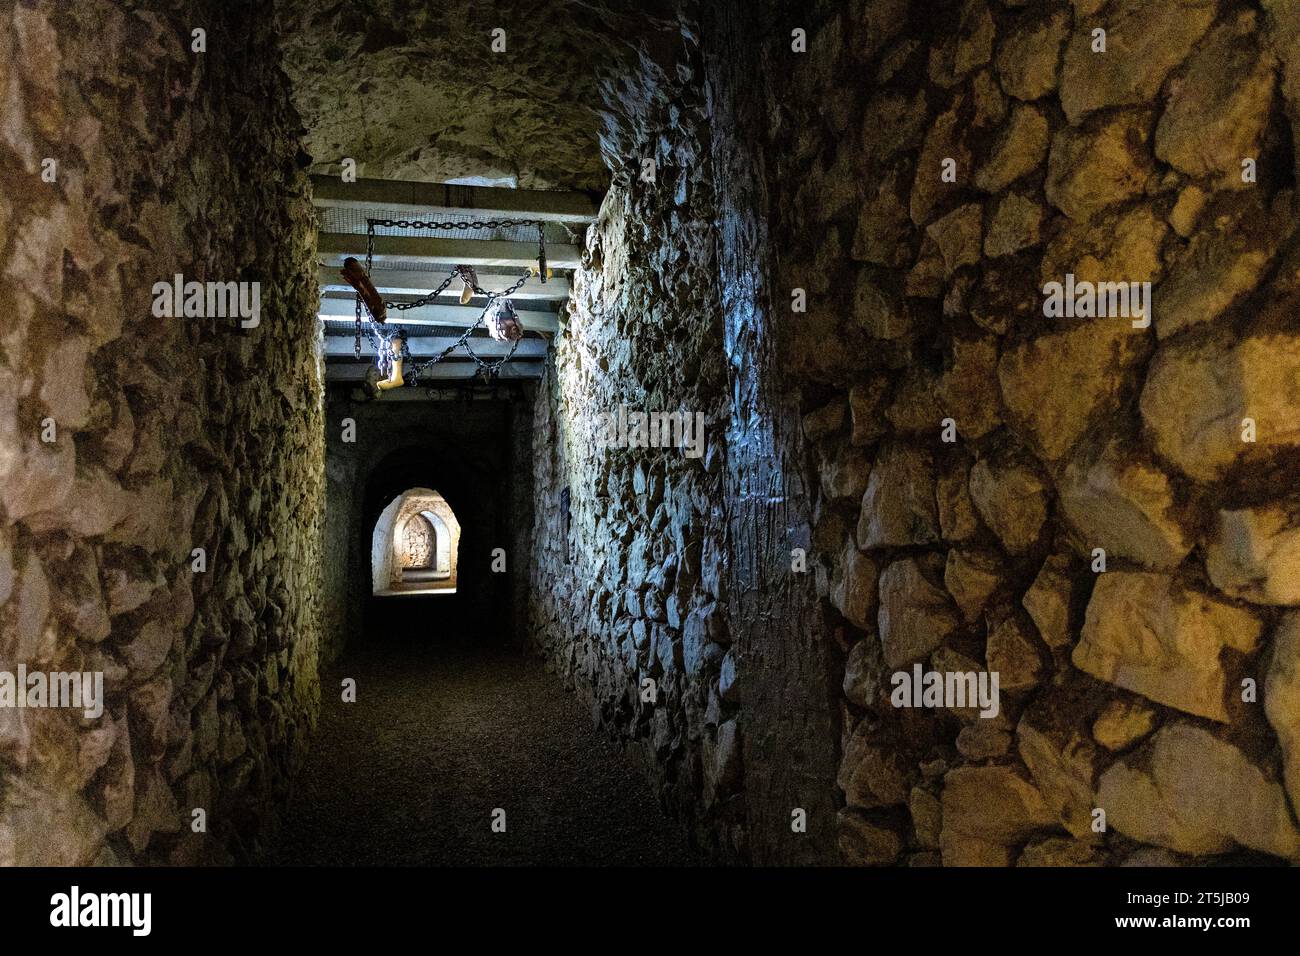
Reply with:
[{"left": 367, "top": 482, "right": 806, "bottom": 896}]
[
  {"left": 317, "top": 297, "right": 560, "bottom": 334},
  {"left": 323, "top": 335, "right": 549, "bottom": 359},
  {"left": 318, "top": 233, "right": 582, "bottom": 270},
  {"left": 324, "top": 360, "right": 545, "bottom": 382},
  {"left": 317, "top": 266, "right": 571, "bottom": 301},
  {"left": 311, "top": 175, "right": 598, "bottom": 223}
]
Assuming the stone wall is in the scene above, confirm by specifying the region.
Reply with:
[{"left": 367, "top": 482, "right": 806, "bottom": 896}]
[
  {"left": 0, "top": 0, "right": 324, "bottom": 864},
  {"left": 766, "top": 0, "right": 1300, "bottom": 864},
  {"left": 526, "top": 10, "right": 747, "bottom": 858}
]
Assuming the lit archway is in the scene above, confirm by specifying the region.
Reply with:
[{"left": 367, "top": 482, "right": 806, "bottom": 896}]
[{"left": 371, "top": 488, "right": 461, "bottom": 595}]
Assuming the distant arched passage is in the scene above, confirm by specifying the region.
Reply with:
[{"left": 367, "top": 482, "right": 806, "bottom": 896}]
[{"left": 371, "top": 488, "right": 461, "bottom": 595}]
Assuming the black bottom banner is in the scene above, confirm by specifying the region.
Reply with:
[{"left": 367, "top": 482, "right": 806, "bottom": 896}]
[{"left": 0, "top": 864, "right": 1285, "bottom": 943}]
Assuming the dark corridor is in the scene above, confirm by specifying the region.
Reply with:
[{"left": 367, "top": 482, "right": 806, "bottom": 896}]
[
  {"left": 321, "top": 386, "right": 536, "bottom": 662},
  {"left": 265, "top": 383, "right": 700, "bottom": 865}
]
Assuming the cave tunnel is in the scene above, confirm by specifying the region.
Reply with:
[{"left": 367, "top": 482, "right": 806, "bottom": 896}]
[
  {"left": 352, "top": 429, "right": 514, "bottom": 644},
  {"left": 5, "top": 0, "right": 1300, "bottom": 919}
]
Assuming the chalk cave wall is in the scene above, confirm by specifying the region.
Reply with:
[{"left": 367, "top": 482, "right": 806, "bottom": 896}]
[
  {"left": 527, "top": 10, "right": 745, "bottom": 857},
  {"left": 0, "top": 1, "right": 324, "bottom": 865},
  {"left": 765, "top": 0, "right": 1300, "bottom": 864}
]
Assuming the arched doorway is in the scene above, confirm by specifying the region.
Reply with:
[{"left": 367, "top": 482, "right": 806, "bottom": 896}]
[{"left": 371, "top": 487, "right": 462, "bottom": 595}]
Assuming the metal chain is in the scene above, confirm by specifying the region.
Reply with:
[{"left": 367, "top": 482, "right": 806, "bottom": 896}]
[
  {"left": 469, "top": 273, "right": 531, "bottom": 299},
  {"left": 382, "top": 268, "right": 459, "bottom": 312},
  {"left": 403, "top": 301, "right": 489, "bottom": 385},
  {"left": 345, "top": 217, "right": 549, "bottom": 384},
  {"left": 536, "top": 223, "right": 547, "bottom": 283},
  {"left": 368, "top": 217, "right": 544, "bottom": 231},
  {"left": 354, "top": 294, "right": 362, "bottom": 359},
  {"left": 462, "top": 327, "right": 522, "bottom": 376},
  {"left": 401, "top": 300, "right": 524, "bottom": 385}
]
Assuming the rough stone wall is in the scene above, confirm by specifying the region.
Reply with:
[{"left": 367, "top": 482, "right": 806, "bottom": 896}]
[
  {"left": 0, "top": 0, "right": 324, "bottom": 864},
  {"left": 766, "top": 0, "right": 1300, "bottom": 865},
  {"left": 527, "top": 11, "right": 745, "bottom": 858}
]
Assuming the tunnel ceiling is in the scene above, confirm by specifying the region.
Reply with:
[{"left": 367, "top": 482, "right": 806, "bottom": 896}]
[{"left": 279, "top": 0, "right": 683, "bottom": 191}]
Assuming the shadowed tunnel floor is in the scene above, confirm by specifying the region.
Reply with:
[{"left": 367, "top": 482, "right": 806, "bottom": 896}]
[{"left": 262, "top": 634, "right": 703, "bottom": 866}]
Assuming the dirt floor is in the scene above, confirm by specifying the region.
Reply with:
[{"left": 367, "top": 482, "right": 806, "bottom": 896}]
[{"left": 261, "top": 632, "right": 703, "bottom": 866}]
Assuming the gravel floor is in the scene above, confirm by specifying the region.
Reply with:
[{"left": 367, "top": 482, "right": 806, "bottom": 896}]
[{"left": 262, "top": 633, "right": 703, "bottom": 866}]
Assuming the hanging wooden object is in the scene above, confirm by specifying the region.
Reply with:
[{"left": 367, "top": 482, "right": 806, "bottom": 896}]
[{"left": 341, "top": 256, "right": 387, "bottom": 322}]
